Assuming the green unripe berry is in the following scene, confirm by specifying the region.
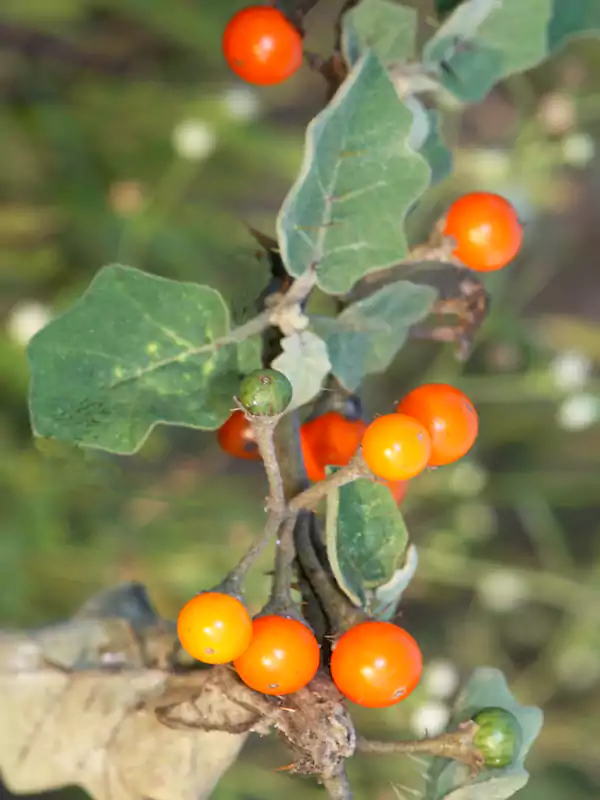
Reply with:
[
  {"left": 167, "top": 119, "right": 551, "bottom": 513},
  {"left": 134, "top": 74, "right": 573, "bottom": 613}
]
[
  {"left": 239, "top": 369, "right": 292, "bottom": 416},
  {"left": 472, "top": 707, "right": 521, "bottom": 768}
]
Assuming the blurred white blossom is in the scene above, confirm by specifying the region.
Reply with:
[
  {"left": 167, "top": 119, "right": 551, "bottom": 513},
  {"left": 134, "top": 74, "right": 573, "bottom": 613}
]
[
  {"left": 555, "top": 645, "right": 600, "bottom": 691},
  {"left": 222, "top": 86, "right": 261, "bottom": 121},
  {"left": 6, "top": 300, "right": 51, "bottom": 345},
  {"left": 537, "top": 92, "right": 576, "bottom": 135},
  {"left": 448, "top": 461, "right": 488, "bottom": 496},
  {"left": 410, "top": 701, "right": 451, "bottom": 737},
  {"left": 550, "top": 350, "right": 592, "bottom": 390},
  {"left": 467, "top": 148, "right": 511, "bottom": 181},
  {"left": 477, "top": 569, "right": 529, "bottom": 613},
  {"left": 172, "top": 119, "right": 217, "bottom": 160},
  {"left": 556, "top": 393, "right": 599, "bottom": 431},
  {"left": 423, "top": 659, "right": 460, "bottom": 700},
  {"left": 561, "top": 132, "right": 595, "bottom": 167}
]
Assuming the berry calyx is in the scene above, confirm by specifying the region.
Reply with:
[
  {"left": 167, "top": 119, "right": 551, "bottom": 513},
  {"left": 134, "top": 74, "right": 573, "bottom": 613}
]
[
  {"left": 444, "top": 192, "right": 522, "bottom": 272},
  {"left": 222, "top": 6, "right": 303, "bottom": 86},
  {"left": 300, "top": 411, "right": 368, "bottom": 482},
  {"left": 330, "top": 620, "right": 423, "bottom": 708},
  {"left": 177, "top": 591, "right": 253, "bottom": 665},
  {"left": 396, "top": 383, "right": 478, "bottom": 467},
  {"left": 472, "top": 707, "right": 522, "bottom": 768},
  {"left": 361, "top": 414, "right": 431, "bottom": 481},
  {"left": 239, "top": 368, "right": 293, "bottom": 416},
  {"left": 233, "top": 614, "right": 320, "bottom": 695},
  {"left": 217, "top": 409, "right": 261, "bottom": 461}
]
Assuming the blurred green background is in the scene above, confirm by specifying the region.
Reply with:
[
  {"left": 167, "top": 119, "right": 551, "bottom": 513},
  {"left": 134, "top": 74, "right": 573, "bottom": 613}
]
[{"left": 1, "top": 1, "right": 600, "bottom": 799}]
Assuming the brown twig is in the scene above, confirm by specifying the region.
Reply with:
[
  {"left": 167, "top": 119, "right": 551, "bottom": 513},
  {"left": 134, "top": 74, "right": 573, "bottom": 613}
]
[
  {"left": 288, "top": 453, "right": 373, "bottom": 514},
  {"left": 356, "top": 722, "right": 485, "bottom": 774}
]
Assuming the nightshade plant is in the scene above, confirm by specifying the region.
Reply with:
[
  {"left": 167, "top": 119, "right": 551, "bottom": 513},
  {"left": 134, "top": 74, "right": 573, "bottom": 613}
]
[{"left": 6, "top": 0, "right": 600, "bottom": 798}]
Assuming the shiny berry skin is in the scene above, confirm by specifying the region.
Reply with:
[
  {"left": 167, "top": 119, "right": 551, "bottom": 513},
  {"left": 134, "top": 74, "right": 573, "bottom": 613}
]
[
  {"left": 361, "top": 414, "right": 431, "bottom": 481},
  {"left": 444, "top": 192, "right": 522, "bottom": 272},
  {"left": 222, "top": 6, "right": 303, "bottom": 86},
  {"left": 217, "top": 410, "right": 261, "bottom": 461},
  {"left": 330, "top": 621, "right": 423, "bottom": 708},
  {"left": 396, "top": 383, "right": 478, "bottom": 467},
  {"left": 301, "top": 412, "right": 368, "bottom": 482},
  {"left": 472, "top": 707, "right": 522, "bottom": 768},
  {"left": 239, "top": 368, "right": 292, "bottom": 416},
  {"left": 177, "top": 592, "right": 253, "bottom": 665},
  {"left": 233, "top": 615, "right": 320, "bottom": 695}
]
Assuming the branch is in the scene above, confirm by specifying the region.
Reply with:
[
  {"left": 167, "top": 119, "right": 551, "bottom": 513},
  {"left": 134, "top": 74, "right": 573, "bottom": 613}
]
[
  {"left": 321, "top": 766, "right": 355, "bottom": 800},
  {"left": 294, "top": 513, "right": 365, "bottom": 634},
  {"left": 357, "top": 722, "right": 485, "bottom": 774},
  {"left": 288, "top": 453, "right": 373, "bottom": 514}
]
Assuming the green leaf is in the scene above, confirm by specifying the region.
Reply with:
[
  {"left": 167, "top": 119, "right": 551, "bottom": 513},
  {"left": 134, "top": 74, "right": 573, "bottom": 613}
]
[
  {"left": 421, "top": 109, "right": 453, "bottom": 186},
  {"left": 423, "top": 0, "right": 554, "bottom": 102},
  {"left": 341, "top": 0, "right": 417, "bottom": 67},
  {"left": 370, "top": 543, "right": 419, "bottom": 620},
  {"left": 426, "top": 668, "right": 544, "bottom": 800},
  {"left": 548, "top": 0, "right": 600, "bottom": 51},
  {"left": 325, "top": 476, "right": 410, "bottom": 608},
  {"left": 276, "top": 51, "right": 431, "bottom": 295},
  {"left": 311, "top": 280, "right": 437, "bottom": 392},
  {"left": 28, "top": 265, "right": 258, "bottom": 454},
  {"left": 271, "top": 330, "right": 331, "bottom": 411}
]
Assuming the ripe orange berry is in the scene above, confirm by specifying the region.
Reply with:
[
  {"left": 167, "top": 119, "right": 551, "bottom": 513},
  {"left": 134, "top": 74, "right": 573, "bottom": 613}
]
[
  {"left": 444, "top": 192, "right": 522, "bottom": 272},
  {"left": 378, "top": 478, "right": 409, "bottom": 505},
  {"left": 222, "top": 6, "right": 303, "bottom": 86},
  {"left": 330, "top": 621, "right": 423, "bottom": 708},
  {"left": 177, "top": 592, "right": 253, "bottom": 665},
  {"left": 361, "top": 414, "right": 431, "bottom": 481},
  {"left": 396, "top": 383, "right": 478, "bottom": 467},
  {"left": 234, "top": 615, "right": 320, "bottom": 695},
  {"left": 301, "top": 412, "right": 368, "bottom": 482},
  {"left": 217, "top": 410, "right": 261, "bottom": 461}
]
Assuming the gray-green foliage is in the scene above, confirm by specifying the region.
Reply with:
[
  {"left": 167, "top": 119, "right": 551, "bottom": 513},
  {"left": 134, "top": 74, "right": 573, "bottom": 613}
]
[{"left": 426, "top": 668, "right": 544, "bottom": 799}]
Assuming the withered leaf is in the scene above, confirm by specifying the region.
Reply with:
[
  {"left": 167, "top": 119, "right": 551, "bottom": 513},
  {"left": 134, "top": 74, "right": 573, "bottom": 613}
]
[{"left": 0, "top": 583, "right": 251, "bottom": 800}]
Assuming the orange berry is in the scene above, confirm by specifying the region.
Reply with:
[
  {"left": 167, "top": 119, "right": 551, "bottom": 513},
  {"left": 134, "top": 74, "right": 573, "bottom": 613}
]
[
  {"left": 234, "top": 615, "right": 320, "bottom": 695},
  {"left": 330, "top": 621, "right": 423, "bottom": 708},
  {"left": 444, "top": 192, "right": 522, "bottom": 272},
  {"left": 222, "top": 6, "right": 303, "bottom": 86},
  {"left": 217, "top": 410, "right": 261, "bottom": 461},
  {"left": 361, "top": 414, "right": 431, "bottom": 481},
  {"left": 301, "top": 411, "right": 367, "bottom": 482},
  {"left": 379, "top": 478, "right": 409, "bottom": 505},
  {"left": 396, "top": 383, "right": 478, "bottom": 466},
  {"left": 177, "top": 592, "right": 253, "bottom": 664}
]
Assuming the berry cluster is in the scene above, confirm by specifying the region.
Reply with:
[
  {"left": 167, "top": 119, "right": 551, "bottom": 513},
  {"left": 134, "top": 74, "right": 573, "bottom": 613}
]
[
  {"left": 218, "top": 381, "right": 479, "bottom": 495},
  {"left": 178, "top": 591, "right": 423, "bottom": 708}
]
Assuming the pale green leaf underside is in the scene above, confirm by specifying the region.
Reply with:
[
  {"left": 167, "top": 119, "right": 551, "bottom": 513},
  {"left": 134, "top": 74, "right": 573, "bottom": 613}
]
[
  {"left": 370, "top": 543, "right": 419, "bottom": 620},
  {"left": 424, "top": 0, "right": 554, "bottom": 102},
  {"left": 326, "top": 476, "right": 409, "bottom": 608},
  {"left": 426, "top": 668, "right": 544, "bottom": 800},
  {"left": 341, "top": 0, "right": 417, "bottom": 67},
  {"left": 276, "top": 51, "right": 431, "bottom": 295},
  {"left": 271, "top": 330, "right": 331, "bottom": 411},
  {"left": 311, "top": 280, "right": 437, "bottom": 391},
  {"left": 28, "top": 265, "right": 255, "bottom": 454}
]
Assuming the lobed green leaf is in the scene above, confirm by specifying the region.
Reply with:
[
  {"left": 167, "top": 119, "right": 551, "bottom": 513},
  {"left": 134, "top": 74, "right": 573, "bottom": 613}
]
[
  {"left": 424, "top": 0, "right": 554, "bottom": 103},
  {"left": 276, "top": 51, "right": 431, "bottom": 295},
  {"left": 28, "top": 265, "right": 259, "bottom": 454},
  {"left": 311, "top": 280, "right": 437, "bottom": 392},
  {"left": 341, "top": 0, "right": 417, "bottom": 67},
  {"left": 426, "top": 668, "right": 544, "bottom": 800}
]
